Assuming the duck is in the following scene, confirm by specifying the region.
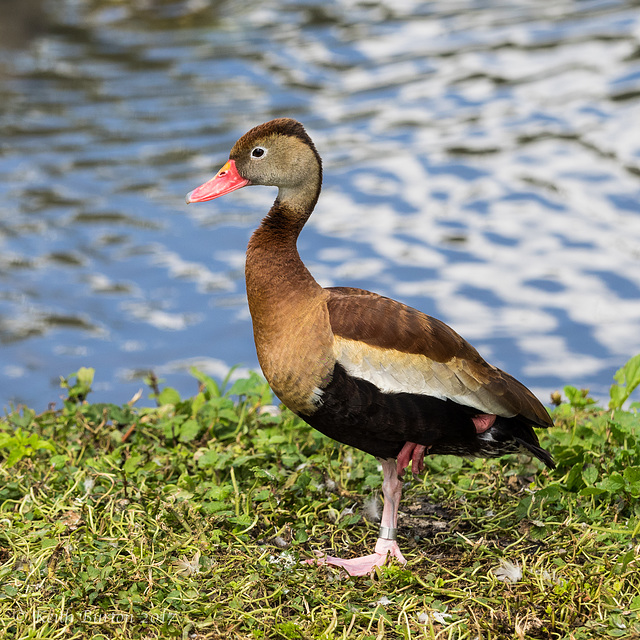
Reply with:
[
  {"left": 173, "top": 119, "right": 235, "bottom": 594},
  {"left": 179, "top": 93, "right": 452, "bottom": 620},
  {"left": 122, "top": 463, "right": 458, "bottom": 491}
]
[{"left": 186, "top": 118, "right": 555, "bottom": 576}]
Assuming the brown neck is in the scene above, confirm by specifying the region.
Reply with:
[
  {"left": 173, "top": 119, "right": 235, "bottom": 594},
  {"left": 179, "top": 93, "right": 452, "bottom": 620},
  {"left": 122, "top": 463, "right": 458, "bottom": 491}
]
[
  {"left": 244, "top": 201, "right": 333, "bottom": 415},
  {"left": 245, "top": 202, "right": 321, "bottom": 305}
]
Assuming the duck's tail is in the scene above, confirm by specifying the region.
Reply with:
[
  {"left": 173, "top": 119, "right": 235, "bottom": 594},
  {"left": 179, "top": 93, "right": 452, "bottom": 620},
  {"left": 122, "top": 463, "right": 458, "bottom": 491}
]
[{"left": 476, "top": 417, "right": 556, "bottom": 469}]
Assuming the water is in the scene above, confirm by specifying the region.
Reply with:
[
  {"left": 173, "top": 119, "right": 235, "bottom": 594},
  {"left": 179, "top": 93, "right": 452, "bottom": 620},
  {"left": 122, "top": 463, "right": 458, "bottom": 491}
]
[{"left": 1, "top": 0, "right": 639, "bottom": 411}]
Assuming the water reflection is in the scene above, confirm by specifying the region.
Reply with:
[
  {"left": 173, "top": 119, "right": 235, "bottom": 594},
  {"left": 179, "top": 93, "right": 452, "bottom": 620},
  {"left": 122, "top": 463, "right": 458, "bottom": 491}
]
[
  {"left": 0, "top": 0, "right": 639, "bottom": 409},
  {"left": 0, "top": 0, "right": 48, "bottom": 52}
]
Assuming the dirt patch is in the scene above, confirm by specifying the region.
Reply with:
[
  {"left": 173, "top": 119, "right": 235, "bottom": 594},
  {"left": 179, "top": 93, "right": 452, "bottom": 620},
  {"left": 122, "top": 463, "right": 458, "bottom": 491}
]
[{"left": 398, "top": 497, "right": 454, "bottom": 539}]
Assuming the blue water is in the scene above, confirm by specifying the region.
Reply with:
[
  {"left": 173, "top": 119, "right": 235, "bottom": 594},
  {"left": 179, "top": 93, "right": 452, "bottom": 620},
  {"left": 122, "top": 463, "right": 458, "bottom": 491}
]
[{"left": 1, "top": 0, "right": 640, "bottom": 410}]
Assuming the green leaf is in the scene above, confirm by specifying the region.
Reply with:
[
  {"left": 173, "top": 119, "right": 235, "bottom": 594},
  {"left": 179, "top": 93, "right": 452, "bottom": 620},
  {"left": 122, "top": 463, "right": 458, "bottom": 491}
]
[
  {"left": 218, "top": 408, "right": 241, "bottom": 422},
  {"left": 124, "top": 453, "right": 144, "bottom": 474},
  {"left": 579, "top": 486, "right": 607, "bottom": 497},
  {"left": 596, "top": 472, "right": 625, "bottom": 494},
  {"left": 252, "top": 467, "right": 277, "bottom": 482},
  {"left": 60, "top": 367, "right": 95, "bottom": 402},
  {"left": 9, "top": 408, "right": 35, "bottom": 429},
  {"left": 203, "top": 485, "right": 233, "bottom": 501},
  {"left": 40, "top": 538, "right": 58, "bottom": 550},
  {"left": 537, "top": 484, "right": 563, "bottom": 502},
  {"left": 565, "top": 462, "right": 585, "bottom": 492},
  {"left": 563, "top": 385, "right": 596, "bottom": 408},
  {"left": 582, "top": 465, "right": 598, "bottom": 486},
  {"left": 178, "top": 419, "right": 200, "bottom": 443},
  {"left": 227, "top": 514, "right": 253, "bottom": 527},
  {"left": 196, "top": 449, "right": 221, "bottom": 468},
  {"left": 201, "top": 501, "right": 233, "bottom": 515},
  {"left": 27, "top": 433, "right": 56, "bottom": 453},
  {"left": 190, "top": 367, "right": 222, "bottom": 398},
  {"left": 49, "top": 454, "right": 69, "bottom": 468},
  {"left": 609, "top": 353, "right": 640, "bottom": 409},
  {"left": 609, "top": 385, "right": 626, "bottom": 411},
  {"left": 337, "top": 514, "right": 361, "bottom": 528},
  {"left": 227, "top": 376, "right": 258, "bottom": 397},
  {"left": 191, "top": 392, "right": 207, "bottom": 416},
  {"left": 623, "top": 466, "right": 640, "bottom": 496},
  {"left": 5, "top": 446, "right": 26, "bottom": 467},
  {"left": 76, "top": 367, "right": 95, "bottom": 388},
  {"left": 613, "top": 353, "right": 640, "bottom": 386},
  {"left": 107, "top": 404, "right": 135, "bottom": 426},
  {"left": 158, "top": 387, "right": 181, "bottom": 406}
]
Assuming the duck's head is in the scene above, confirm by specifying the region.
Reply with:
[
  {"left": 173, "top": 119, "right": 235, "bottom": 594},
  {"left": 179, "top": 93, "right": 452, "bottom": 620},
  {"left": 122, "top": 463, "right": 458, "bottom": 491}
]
[{"left": 186, "top": 118, "right": 322, "bottom": 212}]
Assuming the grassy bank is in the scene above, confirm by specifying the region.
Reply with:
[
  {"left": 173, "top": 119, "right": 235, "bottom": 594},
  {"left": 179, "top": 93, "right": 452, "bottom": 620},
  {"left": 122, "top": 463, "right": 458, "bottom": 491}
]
[{"left": 1, "top": 358, "right": 640, "bottom": 640}]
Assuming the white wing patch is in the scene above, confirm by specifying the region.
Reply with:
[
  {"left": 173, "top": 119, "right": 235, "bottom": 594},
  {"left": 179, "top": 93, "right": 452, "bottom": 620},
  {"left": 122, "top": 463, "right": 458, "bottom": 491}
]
[{"left": 333, "top": 336, "right": 515, "bottom": 417}]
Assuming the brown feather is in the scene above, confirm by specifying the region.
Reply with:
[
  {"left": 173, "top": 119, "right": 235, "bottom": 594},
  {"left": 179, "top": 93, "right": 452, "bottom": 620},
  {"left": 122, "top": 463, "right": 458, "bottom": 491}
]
[{"left": 326, "top": 286, "right": 552, "bottom": 429}]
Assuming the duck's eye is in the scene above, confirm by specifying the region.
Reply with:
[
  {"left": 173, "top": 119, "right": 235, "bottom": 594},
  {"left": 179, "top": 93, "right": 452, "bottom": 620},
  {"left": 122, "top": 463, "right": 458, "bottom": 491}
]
[{"left": 251, "top": 146, "right": 267, "bottom": 159}]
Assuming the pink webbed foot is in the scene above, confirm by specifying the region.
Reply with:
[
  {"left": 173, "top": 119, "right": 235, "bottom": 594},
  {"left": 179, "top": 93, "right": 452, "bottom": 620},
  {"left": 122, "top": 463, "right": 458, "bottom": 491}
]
[
  {"left": 307, "top": 459, "right": 408, "bottom": 577},
  {"left": 307, "top": 538, "right": 407, "bottom": 577}
]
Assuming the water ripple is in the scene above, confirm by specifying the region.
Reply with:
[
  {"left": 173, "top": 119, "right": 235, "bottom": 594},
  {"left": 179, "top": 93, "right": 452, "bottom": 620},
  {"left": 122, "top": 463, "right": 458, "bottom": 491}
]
[{"left": 0, "top": 0, "right": 639, "bottom": 408}]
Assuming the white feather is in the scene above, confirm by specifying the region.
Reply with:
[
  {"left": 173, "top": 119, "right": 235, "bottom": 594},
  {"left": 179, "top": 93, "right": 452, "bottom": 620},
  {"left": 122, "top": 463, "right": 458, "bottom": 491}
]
[
  {"left": 334, "top": 336, "right": 513, "bottom": 416},
  {"left": 494, "top": 559, "right": 522, "bottom": 583}
]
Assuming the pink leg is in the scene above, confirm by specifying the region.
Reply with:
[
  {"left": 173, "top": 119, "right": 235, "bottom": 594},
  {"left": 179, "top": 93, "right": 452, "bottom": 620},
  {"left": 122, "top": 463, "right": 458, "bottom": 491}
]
[
  {"left": 308, "top": 415, "right": 497, "bottom": 576},
  {"left": 308, "top": 459, "right": 407, "bottom": 576},
  {"left": 396, "top": 441, "right": 428, "bottom": 476},
  {"left": 395, "top": 413, "right": 497, "bottom": 477}
]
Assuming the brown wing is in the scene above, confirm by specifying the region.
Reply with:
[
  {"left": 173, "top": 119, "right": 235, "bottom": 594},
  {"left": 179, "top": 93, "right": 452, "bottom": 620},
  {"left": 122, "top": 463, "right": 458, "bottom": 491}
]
[{"left": 325, "top": 286, "right": 552, "bottom": 429}]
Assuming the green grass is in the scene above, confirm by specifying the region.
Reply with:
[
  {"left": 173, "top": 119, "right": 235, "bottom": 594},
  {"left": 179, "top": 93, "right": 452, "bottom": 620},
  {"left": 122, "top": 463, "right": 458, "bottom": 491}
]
[{"left": 1, "top": 358, "right": 640, "bottom": 640}]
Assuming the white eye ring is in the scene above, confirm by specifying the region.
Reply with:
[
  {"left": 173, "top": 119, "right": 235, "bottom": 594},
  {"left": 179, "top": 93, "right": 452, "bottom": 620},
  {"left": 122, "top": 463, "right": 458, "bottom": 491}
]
[{"left": 251, "top": 146, "right": 267, "bottom": 159}]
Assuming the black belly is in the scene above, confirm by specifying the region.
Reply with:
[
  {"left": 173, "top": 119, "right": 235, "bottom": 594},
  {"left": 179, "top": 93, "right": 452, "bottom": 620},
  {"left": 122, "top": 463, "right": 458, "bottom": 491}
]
[{"left": 298, "top": 363, "right": 554, "bottom": 468}]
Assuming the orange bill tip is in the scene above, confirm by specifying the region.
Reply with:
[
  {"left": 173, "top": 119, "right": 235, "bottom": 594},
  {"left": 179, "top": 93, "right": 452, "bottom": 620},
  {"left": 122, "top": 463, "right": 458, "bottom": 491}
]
[{"left": 185, "top": 160, "right": 250, "bottom": 204}]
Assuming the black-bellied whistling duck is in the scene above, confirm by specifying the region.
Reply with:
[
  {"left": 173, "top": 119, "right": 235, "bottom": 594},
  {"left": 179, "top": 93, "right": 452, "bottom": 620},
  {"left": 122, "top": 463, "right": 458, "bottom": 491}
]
[{"left": 186, "top": 118, "right": 555, "bottom": 577}]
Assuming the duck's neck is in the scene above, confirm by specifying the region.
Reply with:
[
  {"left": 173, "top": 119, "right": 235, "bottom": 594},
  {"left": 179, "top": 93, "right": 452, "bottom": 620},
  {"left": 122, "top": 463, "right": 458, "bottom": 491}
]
[
  {"left": 244, "top": 201, "right": 334, "bottom": 415},
  {"left": 245, "top": 202, "right": 321, "bottom": 306}
]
